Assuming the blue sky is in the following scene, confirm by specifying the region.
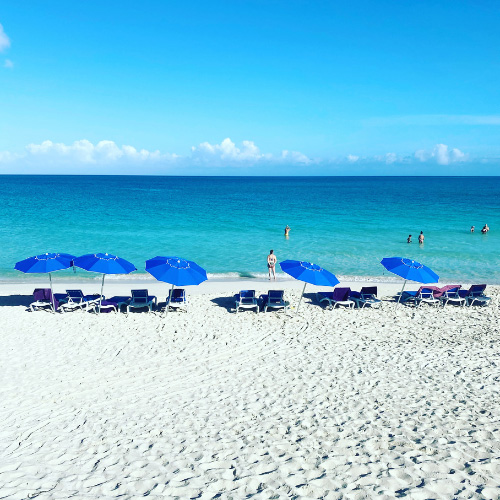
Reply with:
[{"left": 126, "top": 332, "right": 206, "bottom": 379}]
[{"left": 1, "top": 0, "right": 499, "bottom": 174}]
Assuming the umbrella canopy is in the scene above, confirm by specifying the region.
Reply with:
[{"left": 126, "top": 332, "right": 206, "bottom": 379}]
[
  {"left": 15, "top": 252, "right": 76, "bottom": 312},
  {"left": 381, "top": 257, "right": 439, "bottom": 307},
  {"left": 73, "top": 253, "right": 136, "bottom": 275},
  {"left": 145, "top": 256, "right": 207, "bottom": 286},
  {"left": 15, "top": 252, "right": 75, "bottom": 273},
  {"left": 280, "top": 260, "right": 340, "bottom": 287},
  {"left": 74, "top": 253, "right": 136, "bottom": 313},
  {"left": 146, "top": 256, "right": 207, "bottom": 315},
  {"left": 279, "top": 259, "right": 340, "bottom": 312},
  {"left": 380, "top": 257, "right": 438, "bottom": 284}
]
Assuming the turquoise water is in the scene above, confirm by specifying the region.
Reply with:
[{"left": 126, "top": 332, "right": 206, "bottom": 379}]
[{"left": 1, "top": 175, "right": 499, "bottom": 283}]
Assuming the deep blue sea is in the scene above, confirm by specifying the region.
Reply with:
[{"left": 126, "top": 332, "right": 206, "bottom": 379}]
[{"left": 1, "top": 175, "right": 499, "bottom": 283}]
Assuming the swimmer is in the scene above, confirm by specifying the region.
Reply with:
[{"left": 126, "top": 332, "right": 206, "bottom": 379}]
[
  {"left": 418, "top": 231, "right": 424, "bottom": 244},
  {"left": 407, "top": 235, "right": 412, "bottom": 243},
  {"left": 284, "top": 225, "right": 291, "bottom": 237},
  {"left": 481, "top": 223, "right": 489, "bottom": 233},
  {"left": 267, "top": 250, "right": 277, "bottom": 280},
  {"left": 471, "top": 226, "right": 475, "bottom": 233}
]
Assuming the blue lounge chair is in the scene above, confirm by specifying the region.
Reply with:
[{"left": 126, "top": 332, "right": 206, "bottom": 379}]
[
  {"left": 235, "top": 290, "right": 259, "bottom": 313},
  {"left": 60, "top": 290, "right": 101, "bottom": 312},
  {"left": 458, "top": 284, "right": 491, "bottom": 306},
  {"left": 317, "top": 287, "right": 355, "bottom": 309},
  {"left": 166, "top": 288, "right": 187, "bottom": 312},
  {"left": 127, "top": 289, "right": 157, "bottom": 313},
  {"left": 400, "top": 286, "right": 439, "bottom": 307},
  {"left": 439, "top": 286, "right": 466, "bottom": 307},
  {"left": 30, "top": 288, "right": 59, "bottom": 313},
  {"left": 349, "top": 286, "right": 382, "bottom": 308},
  {"left": 263, "top": 290, "right": 289, "bottom": 313}
]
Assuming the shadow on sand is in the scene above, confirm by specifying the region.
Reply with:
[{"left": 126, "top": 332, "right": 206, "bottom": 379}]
[
  {"left": 210, "top": 296, "right": 236, "bottom": 313},
  {"left": 0, "top": 295, "right": 33, "bottom": 307}
]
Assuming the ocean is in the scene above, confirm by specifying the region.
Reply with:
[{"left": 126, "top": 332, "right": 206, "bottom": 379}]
[{"left": 1, "top": 175, "right": 499, "bottom": 284}]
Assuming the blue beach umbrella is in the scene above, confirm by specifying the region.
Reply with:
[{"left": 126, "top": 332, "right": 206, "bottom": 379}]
[
  {"left": 74, "top": 253, "right": 137, "bottom": 312},
  {"left": 381, "top": 256, "right": 439, "bottom": 306},
  {"left": 145, "top": 256, "right": 208, "bottom": 315},
  {"left": 14, "top": 252, "right": 76, "bottom": 310},
  {"left": 280, "top": 259, "right": 340, "bottom": 312}
]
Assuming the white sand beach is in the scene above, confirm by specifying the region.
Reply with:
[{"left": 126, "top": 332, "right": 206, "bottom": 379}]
[{"left": 1, "top": 280, "right": 499, "bottom": 499}]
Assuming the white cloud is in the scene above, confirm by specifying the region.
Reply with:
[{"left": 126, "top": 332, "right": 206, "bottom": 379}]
[
  {"left": 282, "top": 150, "right": 312, "bottom": 164},
  {"left": 384, "top": 153, "right": 398, "bottom": 164},
  {"left": 190, "top": 138, "right": 311, "bottom": 166},
  {"left": 191, "top": 138, "right": 273, "bottom": 164},
  {"left": 0, "top": 138, "right": 479, "bottom": 174},
  {"left": 4, "top": 58, "right": 13, "bottom": 68},
  {"left": 414, "top": 143, "right": 467, "bottom": 165},
  {"left": 20, "top": 139, "right": 176, "bottom": 167},
  {"left": 0, "top": 24, "right": 10, "bottom": 52}
]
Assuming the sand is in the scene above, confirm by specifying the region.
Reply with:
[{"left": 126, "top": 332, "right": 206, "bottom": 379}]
[{"left": 0, "top": 280, "right": 499, "bottom": 499}]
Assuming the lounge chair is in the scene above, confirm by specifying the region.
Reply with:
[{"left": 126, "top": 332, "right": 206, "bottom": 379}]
[
  {"left": 59, "top": 290, "right": 101, "bottom": 313},
  {"left": 262, "top": 290, "right": 289, "bottom": 313},
  {"left": 127, "top": 289, "right": 157, "bottom": 313},
  {"left": 439, "top": 286, "right": 466, "bottom": 307},
  {"left": 166, "top": 288, "right": 187, "bottom": 312},
  {"left": 349, "top": 286, "right": 382, "bottom": 308},
  {"left": 98, "top": 296, "right": 131, "bottom": 313},
  {"left": 235, "top": 290, "right": 259, "bottom": 313},
  {"left": 400, "top": 286, "right": 439, "bottom": 307},
  {"left": 458, "top": 284, "right": 491, "bottom": 306},
  {"left": 317, "top": 287, "right": 355, "bottom": 309},
  {"left": 30, "top": 288, "right": 59, "bottom": 312}
]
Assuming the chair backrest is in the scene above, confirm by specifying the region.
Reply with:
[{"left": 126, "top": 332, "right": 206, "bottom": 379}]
[
  {"left": 240, "top": 290, "right": 255, "bottom": 299},
  {"left": 33, "top": 288, "right": 52, "bottom": 301},
  {"left": 66, "top": 289, "right": 84, "bottom": 299},
  {"left": 419, "top": 288, "right": 435, "bottom": 299},
  {"left": 268, "top": 290, "right": 284, "bottom": 303},
  {"left": 132, "top": 289, "right": 148, "bottom": 298},
  {"left": 443, "top": 286, "right": 461, "bottom": 297},
  {"left": 171, "top": 288, "right": 185, "bottom": 301},
  {"left": 468, "top": 284, "right": 486, "bottom": 296},
  {"left": 360, "top": 286, "right": 377, "bottom": 297},
  {"left": 333, "top": 287, "right": 350, "bottom": 301}
]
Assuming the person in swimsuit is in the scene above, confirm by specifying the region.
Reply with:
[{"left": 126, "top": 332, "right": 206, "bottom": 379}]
[
  {"left": 407, "top": 235, "right": 412, "bottom": 243},
  {"left": 481, "top": 224, "right": 489, "bottom": 233},
  {"left": 418, "top": 231, "right": 424, "bottom": 244},
  {"left": 267, "top": 250, "right": 277, "bottom": 280},
  {"left": 471, "top": 226, "right": 475, "bottom": 233},
  {"left": 284, "top": 225, "right": 290, "bottom": 237}
]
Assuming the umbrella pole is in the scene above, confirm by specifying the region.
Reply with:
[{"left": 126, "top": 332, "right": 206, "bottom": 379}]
[
  {"left": 297, "top": 282, "right": 307, "bottom": 313},
  {"left": 164, "top": 284, "right": 174, "bottom": 317},
  {"left": 396, "top": 279, "right": 407, "bottom": 309},
  {"left": 98, "top": 274, "right": 105, "bottom": 314},
  {"left": 49, "top": 272, "right": 55, "bottom": 313}
]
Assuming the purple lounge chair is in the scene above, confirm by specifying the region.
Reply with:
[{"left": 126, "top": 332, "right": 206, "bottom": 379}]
[
  {"left": 317, "top": 287, "right": 354, "bottom": 309},
  {"left": 458, "top": 284, "right": 491, "bottom": 306},
  {"left": 30, "top": 288, "right": 60, "bottom": 312},
  {"left": 349, "top": 286, "right": 382, "bottom": 308}
]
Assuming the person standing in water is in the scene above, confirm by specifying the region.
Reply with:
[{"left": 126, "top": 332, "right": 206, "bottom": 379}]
[
  {"left": 407, "top": 235, "right": 412, "bottom": 243},
  {"left": 471, "top": 226, "right": 475, "bottom": 233},
  {"left": 284, "top": 225, "right": 290, "bottom": 237},
  {"left": 418, "top": 231, "right": 425, "bottom": 244},
  {"left": 267, "top": 250, "right": 277, "bottom": 280}
]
